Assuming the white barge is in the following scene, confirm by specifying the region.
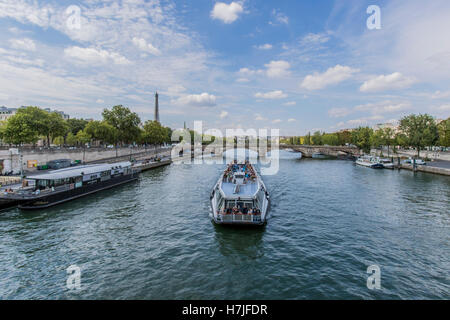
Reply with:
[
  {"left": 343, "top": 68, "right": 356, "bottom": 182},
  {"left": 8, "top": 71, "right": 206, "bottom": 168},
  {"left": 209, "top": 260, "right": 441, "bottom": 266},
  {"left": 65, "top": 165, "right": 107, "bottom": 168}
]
[{"left": 210, "top": 161, "right": 269, "bottom": 226}]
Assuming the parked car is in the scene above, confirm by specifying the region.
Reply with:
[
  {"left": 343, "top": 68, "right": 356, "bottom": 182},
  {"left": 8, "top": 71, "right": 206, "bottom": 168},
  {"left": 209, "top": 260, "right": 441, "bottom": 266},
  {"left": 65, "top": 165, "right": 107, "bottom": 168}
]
[
  {"left": 403, "top": 158, "right": 426, "bottom": 165},
  {"left": 46, "top": 159, "right": 72, "bottom": 169}
]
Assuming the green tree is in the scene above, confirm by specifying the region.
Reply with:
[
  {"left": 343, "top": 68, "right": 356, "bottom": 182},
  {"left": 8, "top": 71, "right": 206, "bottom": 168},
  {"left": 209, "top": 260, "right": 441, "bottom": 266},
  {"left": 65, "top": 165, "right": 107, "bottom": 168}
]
[
  {"left": 399, "top": 114, "right": 439, "bottom": 157},
  {"left": 352, "top": 127, "right": 374, "bottom": 154},
  {"left": 76, "top": 130, "right": 91, "bottom": 146},
  {"left": 311, "top": 131, "right": 322, "bottom": 145},
  {"left": 85, "top": 120, "right": 119, "bottom": 145},
  {"left": 304, "top": 132, "right": 311, "bottom": 145},
  {"left": 102, "top": 105, "right": 141, "bottom": 144},
  {"left": 142, "top": 120, "right": 169, "bottom": 146},
  {"left": 2, "top": 112, "right": 40, "bottom": 145},
  {"left": 53, "top": 136, "right": 64, "bottom": 146},
  {"left": 322, "top": 133, "right": 339, "bottom": 146},
  {"left": 438, "top": 118, "right": 450, "bottom": 147},
  {"left": 336, "top": 130, "right": 352, "bottom": 146},
  {"left": 66, "top": 132, "right": 77, "bottom": 146},
  {"left": 66, "top": 118, "right": 89, "bottom": 136},
  {"left": 45, "top": 112, "right": 69, "bottom": 146}
]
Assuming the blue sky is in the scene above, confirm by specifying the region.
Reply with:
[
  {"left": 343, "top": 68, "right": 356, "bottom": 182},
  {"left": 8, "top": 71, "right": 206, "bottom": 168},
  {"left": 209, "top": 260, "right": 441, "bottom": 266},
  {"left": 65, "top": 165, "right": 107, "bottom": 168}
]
[{"left": 0, "top": 0, "right": 449, "bottom": 135}]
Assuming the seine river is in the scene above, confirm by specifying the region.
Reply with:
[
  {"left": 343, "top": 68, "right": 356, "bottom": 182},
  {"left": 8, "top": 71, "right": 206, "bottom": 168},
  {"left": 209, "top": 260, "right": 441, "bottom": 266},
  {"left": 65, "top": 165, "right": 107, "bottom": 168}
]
[{"left": 0, "top": 151, "right": 449, "bottom": 299}]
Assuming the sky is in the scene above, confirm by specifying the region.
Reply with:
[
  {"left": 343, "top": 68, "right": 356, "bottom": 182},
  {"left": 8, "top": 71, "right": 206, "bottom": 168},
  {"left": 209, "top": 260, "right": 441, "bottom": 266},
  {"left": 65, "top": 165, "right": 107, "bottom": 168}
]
[{"left": 0, "top": 0, "right": 449, "bottom": 136}]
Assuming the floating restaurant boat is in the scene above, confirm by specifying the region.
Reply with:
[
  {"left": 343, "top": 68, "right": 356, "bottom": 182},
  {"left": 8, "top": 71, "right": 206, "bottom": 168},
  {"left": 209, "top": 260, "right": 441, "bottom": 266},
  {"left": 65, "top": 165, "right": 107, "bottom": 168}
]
[
  {"left": 210, "top": 161, "right": 269, "bottom": 226},
  {"left": 1, "top": 162, "right": 140, "bottom": 210},
  {"left": 355, "top": 156, "right": 384, "bottom": 169}
]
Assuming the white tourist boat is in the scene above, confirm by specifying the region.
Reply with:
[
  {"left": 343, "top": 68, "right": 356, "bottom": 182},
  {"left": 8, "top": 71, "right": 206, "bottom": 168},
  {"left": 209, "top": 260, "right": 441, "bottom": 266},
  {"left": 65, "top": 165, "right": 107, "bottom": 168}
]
[
  {"left": 355, "top": 155, "right": 384, "bottom": 169},
  {"left": 210, "top": 161, "right": 269, "bottom": 226}
]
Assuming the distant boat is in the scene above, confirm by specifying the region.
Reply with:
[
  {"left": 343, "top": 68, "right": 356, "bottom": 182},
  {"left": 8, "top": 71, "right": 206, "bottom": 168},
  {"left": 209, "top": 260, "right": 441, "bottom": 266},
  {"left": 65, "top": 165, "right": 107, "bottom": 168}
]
[
  {"left": 376, "top": 157, "right": 395, "bottom": 169},
  {"left": 355, "top": 156, "right": 384, "bottom": 169},
  {"left": 210, "top": 161, "right": 269, "bottom": 226}
]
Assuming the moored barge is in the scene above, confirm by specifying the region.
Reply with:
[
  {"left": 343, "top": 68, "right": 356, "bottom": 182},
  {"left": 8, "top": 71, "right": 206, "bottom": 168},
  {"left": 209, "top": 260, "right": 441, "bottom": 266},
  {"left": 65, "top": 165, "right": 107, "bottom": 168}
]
[{"left": 1, "top": 161, "right": 140, "bottom": 210}]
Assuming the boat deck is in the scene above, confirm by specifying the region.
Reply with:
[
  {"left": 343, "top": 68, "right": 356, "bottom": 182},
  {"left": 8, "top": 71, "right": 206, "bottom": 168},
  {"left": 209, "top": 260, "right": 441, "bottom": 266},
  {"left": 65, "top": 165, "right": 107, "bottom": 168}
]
[{"left": 221, "top": 181, "right": 258, "bottom": 197}]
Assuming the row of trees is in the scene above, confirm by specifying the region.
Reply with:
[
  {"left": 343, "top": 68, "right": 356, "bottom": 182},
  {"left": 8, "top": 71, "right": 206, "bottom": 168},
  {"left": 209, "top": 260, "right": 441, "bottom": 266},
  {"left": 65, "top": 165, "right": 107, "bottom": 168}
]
[
  {"left": 284, "top": 114, "right": 450, "bottom": 156},
  {"left": 0, "top": 105, "right": 172, "bottom": 148}
]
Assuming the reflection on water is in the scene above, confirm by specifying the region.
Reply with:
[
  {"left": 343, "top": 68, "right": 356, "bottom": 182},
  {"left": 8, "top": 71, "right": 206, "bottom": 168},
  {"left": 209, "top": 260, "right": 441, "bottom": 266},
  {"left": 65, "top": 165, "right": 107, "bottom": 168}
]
[{"left": 214, "top": 224, "right": 265, "bottom": 261}]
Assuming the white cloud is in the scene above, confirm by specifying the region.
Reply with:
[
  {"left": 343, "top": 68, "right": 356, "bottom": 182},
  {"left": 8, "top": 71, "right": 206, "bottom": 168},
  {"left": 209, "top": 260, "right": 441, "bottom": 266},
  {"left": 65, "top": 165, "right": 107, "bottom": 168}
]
[
  {"left": 360, "top": 72, "right": 416, "bottom": 92},
  {"left": 288, "top": 118, "right": 296, "bottom": 122},
  {"left": 283, "top": 101, "right": 296, "bottom": 106},
  {"left": 436, "top": 104, "right": 450, "bottom": 111},
  {"left": 301, "top": 33, "right": 330, "bottom": 45},
  {"left": 238, "top": 67, "right": 263, "bottom": 76},
  {"left": 9, "top": 38, "right": 36, "bottom": 51},
  {"left": 328, "top": 107, "right": 351, "bottom": 118},
  {"left": 255, "top": 44, "right": 273, "bottom": 50},
  {"left": 176, "top": 93, "right": 217, "bottom": 107},
  {"left": 96, "top": 99, "right": 104, "bottom": 104},
  {"left": 272, "top": 119, "right": 282, "bottom": 124},
  {"left": 255, "top": 113, "right": 267, "bottom": 121},
  {"left": 431, "top": 90, "right": 450, "bottom": 99},
  {"left": 354, "top": 101, "right": 412, "bottom": 114},
  {"left": 265, "top": 60, "right": 290, "bottom": 78},
  {"left": 300, "top": 65, "right": 359, "bottom": 90},
  {"left": 270, "top": 9, "right": 289, "bottom": 25},
  {"left": 255, "top": 90, "right": 287, "bottom": 99},
  {"left": 236, "top": 77, "right": 250, "bottom": 83},
  {"left": 220, "top": 111, "right": 228, "bottom": 118},
  {"left": 64, "top": 46, "right": 131, "bottom": 65},
  {"left": 210, "top": 2, "right": 244, "bottom": 24},
  {"left": 132, "top": 37, "right": 161, "bottom": 56}
]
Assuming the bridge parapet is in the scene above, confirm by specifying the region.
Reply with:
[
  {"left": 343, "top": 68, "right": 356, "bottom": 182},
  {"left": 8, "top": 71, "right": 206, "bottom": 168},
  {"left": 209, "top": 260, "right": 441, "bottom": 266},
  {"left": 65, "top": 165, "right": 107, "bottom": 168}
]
[{"left": 281, "top": 145, "right": 360, "bottom": 158}]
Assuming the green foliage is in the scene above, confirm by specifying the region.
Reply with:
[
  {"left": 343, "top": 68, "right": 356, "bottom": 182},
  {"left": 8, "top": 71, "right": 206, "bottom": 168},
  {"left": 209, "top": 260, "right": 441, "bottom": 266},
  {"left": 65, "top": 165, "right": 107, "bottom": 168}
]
[
  {"left": 304, "top": 132, "right": 311, "bottom": 145},
  {"left": 75, "top": 130, "right": 91, "bottom": 146},
  {"left": 311, "top": 131, "right": 322, "bottom": 145},
  {"left": 66, "top": 118, "right": 89, "bottom": 136},
  {"left": 102, "top": 105, "right": 141, "bottom": 144},
  {"left": 399, "top": 114, "right": 439, "bottom": 157},
  {"left": 322, "top": 133, "right": 339, "bottom": 146},
  {"left": 438, "top": 118, "right": 450, "bottom": 147},
  {"left": 352, "top": 127, "right": 373, "bottom": 154},
  {"left": 141, "top": 120, "right": 173, "bottom": 145},
  {"left": 66, "top": 132, "right": 77, "bottom": 146},
  {"left": 85, "top": 120, "right": 119, "bottom": 145},
  {"left": 2, "top": 111, "right": 40, "bottom": 145}
]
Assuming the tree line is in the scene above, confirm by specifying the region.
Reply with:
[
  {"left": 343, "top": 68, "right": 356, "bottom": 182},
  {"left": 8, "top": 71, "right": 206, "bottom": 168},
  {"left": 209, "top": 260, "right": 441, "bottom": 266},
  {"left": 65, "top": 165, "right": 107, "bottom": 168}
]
[
  {"left": 0, "top": 105, "right": 173, "bottom": 148},
  {"left": 282, "top": 114, "right": 450, "bottom": 157}
]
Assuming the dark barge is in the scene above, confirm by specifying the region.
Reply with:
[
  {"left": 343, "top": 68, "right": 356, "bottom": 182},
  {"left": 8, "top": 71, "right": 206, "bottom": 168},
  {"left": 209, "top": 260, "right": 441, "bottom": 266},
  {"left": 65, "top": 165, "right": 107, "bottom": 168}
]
[{"left": 1, "top": 161, "right": 140, "bottom": 210}]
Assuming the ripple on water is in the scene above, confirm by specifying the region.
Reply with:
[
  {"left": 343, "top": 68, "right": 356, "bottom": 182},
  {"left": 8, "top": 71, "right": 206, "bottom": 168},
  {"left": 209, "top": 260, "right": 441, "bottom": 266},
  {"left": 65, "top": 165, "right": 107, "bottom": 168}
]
[{"left": 0, "top": 155, "right": 449, "bottom": 299}]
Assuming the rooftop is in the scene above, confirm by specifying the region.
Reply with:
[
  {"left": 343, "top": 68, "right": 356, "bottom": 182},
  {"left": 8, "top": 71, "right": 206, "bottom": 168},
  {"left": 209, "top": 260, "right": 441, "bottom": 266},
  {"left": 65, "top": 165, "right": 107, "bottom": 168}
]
[{"left": 26, "top": 162, "right": 131, "bottom": 180}]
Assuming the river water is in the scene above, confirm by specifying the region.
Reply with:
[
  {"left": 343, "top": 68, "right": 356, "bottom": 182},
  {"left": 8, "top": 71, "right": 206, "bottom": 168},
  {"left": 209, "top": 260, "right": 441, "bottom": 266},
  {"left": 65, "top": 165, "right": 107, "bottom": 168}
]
[{"left": 0, "top": 151, "right": 449, "bottom": 299}]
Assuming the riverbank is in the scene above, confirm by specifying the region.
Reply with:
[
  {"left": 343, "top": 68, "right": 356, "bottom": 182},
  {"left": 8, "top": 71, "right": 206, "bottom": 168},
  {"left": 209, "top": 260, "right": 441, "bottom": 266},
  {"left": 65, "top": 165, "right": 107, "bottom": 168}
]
[{"left": 400, "top": 160, "right": 450, "bottom": 176}]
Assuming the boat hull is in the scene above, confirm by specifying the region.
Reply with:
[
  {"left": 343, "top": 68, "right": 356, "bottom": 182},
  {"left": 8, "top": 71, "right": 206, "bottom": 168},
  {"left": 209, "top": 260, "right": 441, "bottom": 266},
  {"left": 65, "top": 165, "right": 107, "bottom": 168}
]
[
  {"left": 18, "top": 173, "right": 138, "bottom": 210},
  {"left": 356, "top": 160, "right": 384, "bottom": 169}
]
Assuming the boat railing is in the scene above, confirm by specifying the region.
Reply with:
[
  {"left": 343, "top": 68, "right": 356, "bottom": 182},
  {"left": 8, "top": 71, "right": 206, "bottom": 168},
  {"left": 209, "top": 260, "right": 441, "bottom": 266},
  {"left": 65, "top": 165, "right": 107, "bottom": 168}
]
[
  {"left": 3, "top": 183, "right": 74, "bottom": 199},
  {"left": 218, "top": 213, "right": 262, "bottom": 223}
]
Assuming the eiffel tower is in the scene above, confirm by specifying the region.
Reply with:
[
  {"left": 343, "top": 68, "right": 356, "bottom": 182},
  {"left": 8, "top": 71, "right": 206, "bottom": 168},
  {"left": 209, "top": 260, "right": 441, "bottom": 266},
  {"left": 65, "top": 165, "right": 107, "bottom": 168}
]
[{"left": 154, "top": 92, "right": 160, "bottom": 123}]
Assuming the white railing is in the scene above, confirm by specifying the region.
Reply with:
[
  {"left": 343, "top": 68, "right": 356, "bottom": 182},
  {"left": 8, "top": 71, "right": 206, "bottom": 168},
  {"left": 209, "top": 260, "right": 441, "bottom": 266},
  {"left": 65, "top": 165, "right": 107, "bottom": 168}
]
[{"left": 218, "top": 214, "right": 262, "bottom": 223}]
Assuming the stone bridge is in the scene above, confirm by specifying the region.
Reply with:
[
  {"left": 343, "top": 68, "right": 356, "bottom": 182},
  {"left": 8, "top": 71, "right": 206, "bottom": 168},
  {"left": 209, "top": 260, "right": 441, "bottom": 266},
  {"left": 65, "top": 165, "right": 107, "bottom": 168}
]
[
  {"left": 280, "top": 145, "right": 360, "bottom": 158},
  {"left": 200, "top": 144, "right": 360, "bottom": 158}
]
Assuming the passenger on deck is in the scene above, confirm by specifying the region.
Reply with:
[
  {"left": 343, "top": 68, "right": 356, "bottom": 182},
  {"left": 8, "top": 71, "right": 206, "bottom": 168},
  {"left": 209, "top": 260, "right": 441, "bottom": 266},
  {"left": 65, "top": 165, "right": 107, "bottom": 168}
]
[{"left": 242, "top": 206, "right": 248, "bottom": 214}]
